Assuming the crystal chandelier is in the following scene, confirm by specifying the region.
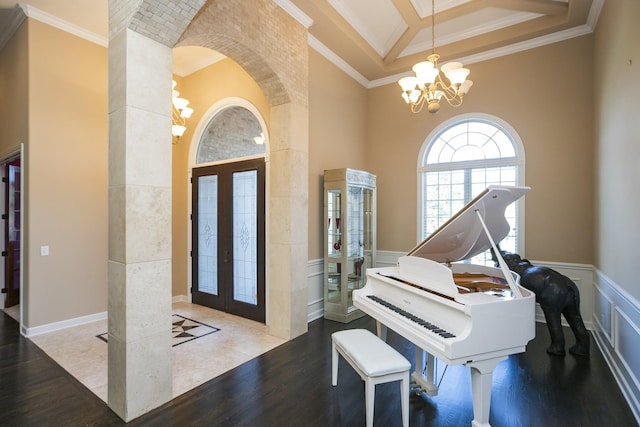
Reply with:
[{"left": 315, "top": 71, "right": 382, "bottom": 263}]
[
  {"left": 172, "top": 80, "right": 194, "bottom": 143},
  {"left": 398, "top": 0, "right": 473, "bottom": 114}
]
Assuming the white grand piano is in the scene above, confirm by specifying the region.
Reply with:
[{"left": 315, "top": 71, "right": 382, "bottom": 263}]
[{"left": 353, "top": 186, "right": 535, "bottom": 427}]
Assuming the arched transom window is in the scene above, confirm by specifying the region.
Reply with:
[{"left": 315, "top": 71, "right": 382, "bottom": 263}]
[
  {"left": 196, "top": 105, "right": 266, "bottom": 164},
  {"left": 418, "top": 114, "right": 525, "bottom": 264}
]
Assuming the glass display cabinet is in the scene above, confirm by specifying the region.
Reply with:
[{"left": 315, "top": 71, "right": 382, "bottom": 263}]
[{"left": 324, "top": 168, "right": 376, "bottom": 323}]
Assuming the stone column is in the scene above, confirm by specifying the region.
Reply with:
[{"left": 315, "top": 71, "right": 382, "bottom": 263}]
[
  {"left": 268, "top": 102, "right": 309, "bottom": 339},
  {"left": 107, "top": 27, "right": 173, "bottom": 421}
]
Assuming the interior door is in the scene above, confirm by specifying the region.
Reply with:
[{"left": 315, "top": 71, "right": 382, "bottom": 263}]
[
  {"left": 3, "top": 158, "right": 20, "bottom": 308},
  {"left": 192, "top": 158, "right": 265, "bottom": 322}
]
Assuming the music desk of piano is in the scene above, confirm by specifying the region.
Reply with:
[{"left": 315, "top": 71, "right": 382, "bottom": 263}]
[{"left": 353, "top": 186, "right": 535, "bottom": 427}]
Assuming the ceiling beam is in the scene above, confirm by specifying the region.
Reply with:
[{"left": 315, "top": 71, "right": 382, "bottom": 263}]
[{"left": 486, "top": 0, "right": 569, "bottom": 16}]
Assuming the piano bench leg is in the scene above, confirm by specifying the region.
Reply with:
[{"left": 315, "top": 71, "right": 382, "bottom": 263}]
[
  {"left": 331, "top": 329, "right": 411, "bottom": 427},
  {"left": 331, "top": 342, "right": 339, "bottom": 386}
]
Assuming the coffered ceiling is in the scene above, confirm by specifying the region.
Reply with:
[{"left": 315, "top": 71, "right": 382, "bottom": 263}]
[
  {"left": 0, "top": 0, "right": 603, "bottom": 85},
  {"left": 289, "top": 0, "right": 602, "bottom": 84}
]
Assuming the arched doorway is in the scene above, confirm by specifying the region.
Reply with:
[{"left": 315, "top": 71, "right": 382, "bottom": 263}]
[
  {"left": 175, "top": 0, "right": 311, "bottom": 339},
  {"left": 190, "top": 100, "right": 268, "bottom": 322}
]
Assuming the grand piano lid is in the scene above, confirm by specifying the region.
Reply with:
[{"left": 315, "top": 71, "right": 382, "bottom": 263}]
[{"left": 408, "top": 185, "right": 530, "bottom": 264}]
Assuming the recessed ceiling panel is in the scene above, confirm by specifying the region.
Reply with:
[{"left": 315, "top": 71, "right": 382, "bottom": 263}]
[
  {"left": 328, "top": 0, "right": 407, "bottom": 56},
  {"left": 400, "top": 8, "right": 542, "bottom": 58}
]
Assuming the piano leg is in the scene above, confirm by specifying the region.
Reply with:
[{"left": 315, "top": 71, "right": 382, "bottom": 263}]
[
  {"left": 410, "top": 348, "right": 438, "bottom": 396},
  {"left": 467, "top": 357, "right": 506, "bottom": 427},
  {"left": 376, "top": 321, "right": 387, "bottom": 341}
]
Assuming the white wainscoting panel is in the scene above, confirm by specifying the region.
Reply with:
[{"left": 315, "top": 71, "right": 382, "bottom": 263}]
[
  {"left": 307, "top": 258, "right": 325, "bottom": 322},
  {"left": 593, "top": 270, "right": 640, "bottom": 424},
  {"left": 376, "top": 250, "right": 402, "bottom": 268},
  {"left": 594, "top": 285, "right": 614, "bottom": 346}
]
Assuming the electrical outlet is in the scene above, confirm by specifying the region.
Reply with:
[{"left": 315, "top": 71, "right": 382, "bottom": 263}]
[{"left": 40, "top": 245, "right": 49, "bottom": 256}]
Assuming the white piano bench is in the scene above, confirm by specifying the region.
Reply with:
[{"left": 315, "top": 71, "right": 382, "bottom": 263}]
[{"left": 331, "top": 329, "right": 411, "bottom": 427}]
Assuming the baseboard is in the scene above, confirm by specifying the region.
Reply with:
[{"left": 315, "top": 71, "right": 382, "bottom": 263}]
[
  {"left": 173, "top": 294, "right": 190, "bottom": 303},
  {"left": 24, "top": 296, "right": 191, "bottom": 337},
  {"left": 24, "top": 311, "right": 107, "bottom": 337}
]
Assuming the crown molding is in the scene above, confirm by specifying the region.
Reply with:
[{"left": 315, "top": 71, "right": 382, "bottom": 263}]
[{"left": 20, "top": 4, "right": 107, "bottom": 47}]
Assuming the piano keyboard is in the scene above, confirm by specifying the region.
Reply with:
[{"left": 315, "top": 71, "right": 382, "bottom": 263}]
[{"left": 366, "top": 295, "right": 457, "bottom": 339}]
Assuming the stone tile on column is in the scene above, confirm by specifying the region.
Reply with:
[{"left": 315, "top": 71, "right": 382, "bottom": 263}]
[
  {"left": 124, "top": 29, "right": 172, "bottom": 117},
  {"left": 124, "top": 106, "right": 171, "bottom": 188},
  {"left": 268, "top": 196, "right": 293, "bottom": 245},
  {"left": 123, "top": 259, "right": 172, "bottom": 344},
  {"left": 290, "top": 286, "right": 308, "bottom": 337},
  {"left": 108, "top": 260, "right": 126, "bottom": 342},
  {"left": 107, "top": 333, "right": 127, "bottom": 416},
  {"left": 266, "top": 287, "right": 291, "bottom": 339},
  {"left": 269, "top": 148, "right": 308, "bottom": 201},
  {"left": 108, "top": 186, "right": 126, "bottom": 263},
  {"left": 108, "top": 107, "right": 127, "bottom": 186},
  {"left": 108, "top": 331, "right": 172, "bottom": 421},
  {"left": 124, "top": 186, "right": 172, "bottom": 264},
  {"left": 270, "top": 103, "right": 309, "bottom": 153},
  {"left": 108, "top": 28, "right": 127, "bottom": 115}
]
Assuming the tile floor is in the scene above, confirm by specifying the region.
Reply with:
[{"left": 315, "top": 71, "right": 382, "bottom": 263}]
[
  {"left": 4, "top": 304, "right": 19, "bottom": 321},
  {"left": 25, "top": 301, "right": 287, "bottom": 401}
]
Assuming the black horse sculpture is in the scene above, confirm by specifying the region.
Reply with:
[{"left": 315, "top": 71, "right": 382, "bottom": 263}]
[{"left": 492, "top": 249, "right": 590, "bottom": 356}]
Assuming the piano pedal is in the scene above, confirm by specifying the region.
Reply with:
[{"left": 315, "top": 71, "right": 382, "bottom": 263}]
[{"left": 409, "top": 381, "right": 424, "bottom": 396}]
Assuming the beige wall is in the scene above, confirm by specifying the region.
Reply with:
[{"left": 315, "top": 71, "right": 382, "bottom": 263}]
[
  {"left": 26, "top": 20, "right": 108, "bottom": 327},
  {"left": 0, "top": 19, "right": 27, "bottom": 158},
  {"left": 0, "top": 16, "right": 28, "bottom": 319},
  {"left": 594, "top": 0, "right": 640, "bottom": 302},
  {"left": 308, "top": 49, "right": 369, "bottom": 260},
  {"left": 366, "top": 36, "right": 594, "bottom": 263},
  {"left": 171, "top": 57, "right": 270, "bottom": 296}
]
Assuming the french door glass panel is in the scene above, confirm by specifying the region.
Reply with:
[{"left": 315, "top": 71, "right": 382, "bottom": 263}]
[
  {"left": 232, "top": 170, "right": 258, "bottom": 305},
  {"left": 198, "top": 175, "right": 218, "bottom": 296}
]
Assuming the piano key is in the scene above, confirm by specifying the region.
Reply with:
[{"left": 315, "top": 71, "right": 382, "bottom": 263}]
[{"left": 366, "top": 295, "right": 456, "bottom": 339}]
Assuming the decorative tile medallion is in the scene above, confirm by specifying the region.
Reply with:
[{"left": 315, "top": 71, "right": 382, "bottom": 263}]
[{"left": 96, "top": 314, "right": 220, "bottom": 347}]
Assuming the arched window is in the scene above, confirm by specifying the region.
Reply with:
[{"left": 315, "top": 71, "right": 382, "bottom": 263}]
[
  {"left": 418, "top": 114, "right": 525, "bottom": 264},
  {"left": 196, "top": 105, "right": 266, "bottom": 164}
]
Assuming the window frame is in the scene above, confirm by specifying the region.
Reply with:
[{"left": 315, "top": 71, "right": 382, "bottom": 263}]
[{"left": 416, "top": 113, "right": 527, "bottom": 256}]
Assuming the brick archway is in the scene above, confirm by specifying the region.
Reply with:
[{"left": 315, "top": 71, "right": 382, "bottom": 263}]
[
  {"left": 176, "top": 0, "right": 309, "bottom": 340},
  {"left": 108, "top": 0, "right": 308, "bottom": 420}
]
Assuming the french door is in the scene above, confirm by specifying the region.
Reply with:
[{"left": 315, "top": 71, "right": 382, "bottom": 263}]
[
  {"left": 2, "top": 158, "right": 20, "bottom": 308},
  {"left": 192, "top": 158, "right": 265, "bottom": 322}
]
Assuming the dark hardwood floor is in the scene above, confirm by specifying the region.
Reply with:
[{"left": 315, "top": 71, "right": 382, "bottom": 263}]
[{"left": 1, "top": 310, "right": 637, "bottom": 426}]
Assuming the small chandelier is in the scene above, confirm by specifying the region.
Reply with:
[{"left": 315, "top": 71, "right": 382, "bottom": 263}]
[
  {"left": 172, "top": 80, "right": 194, "bottom": 143},
  {"left": 398, "top": 0, "right": 473, "bottom": 114}
]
